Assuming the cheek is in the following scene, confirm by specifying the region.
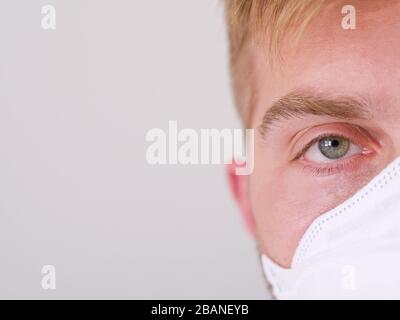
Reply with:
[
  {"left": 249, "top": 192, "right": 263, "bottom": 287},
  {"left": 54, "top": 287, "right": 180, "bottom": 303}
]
[{"left": 249, "top": 153, "right": 383, "bottom": 268}]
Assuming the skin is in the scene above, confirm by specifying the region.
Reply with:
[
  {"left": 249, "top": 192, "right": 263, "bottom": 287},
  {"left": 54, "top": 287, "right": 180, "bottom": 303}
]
[{"left": 228, "top": 0, "right": 400, "bottom": 268}]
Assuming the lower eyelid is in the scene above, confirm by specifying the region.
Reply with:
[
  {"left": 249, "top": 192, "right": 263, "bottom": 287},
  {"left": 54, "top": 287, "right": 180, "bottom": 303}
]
[
  {"left": 301, "top": 161, "right": 351, "bottom": 177},
  {"left": 299, "top": 152, "right": 373, "bottom": 177}
]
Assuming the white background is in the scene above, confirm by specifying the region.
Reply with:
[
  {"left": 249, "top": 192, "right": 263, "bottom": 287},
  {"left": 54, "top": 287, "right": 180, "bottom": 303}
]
[{"left": 0, "top": 0, "right": 266, "bottom": 298}]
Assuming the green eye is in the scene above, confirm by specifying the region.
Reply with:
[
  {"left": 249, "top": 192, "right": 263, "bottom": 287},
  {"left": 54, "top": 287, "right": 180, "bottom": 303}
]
[{"left": 318, "top": 136, "right": 350, "bottom": 159}]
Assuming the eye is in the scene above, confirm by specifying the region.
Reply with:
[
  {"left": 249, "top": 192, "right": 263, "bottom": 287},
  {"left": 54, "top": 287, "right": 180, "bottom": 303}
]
[{"left": 304, "top": 135, "right": 362, "bottom": 163}]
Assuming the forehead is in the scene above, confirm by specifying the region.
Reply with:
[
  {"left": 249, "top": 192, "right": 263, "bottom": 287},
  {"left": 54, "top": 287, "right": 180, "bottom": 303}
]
[{"left": 247, "top": 0, "right": 400, "bottom": 126}]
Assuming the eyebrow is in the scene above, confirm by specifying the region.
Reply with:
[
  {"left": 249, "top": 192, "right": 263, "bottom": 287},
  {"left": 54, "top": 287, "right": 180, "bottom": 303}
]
[{"left": 259, "top": 90, "right": 372, "bottom": 135}]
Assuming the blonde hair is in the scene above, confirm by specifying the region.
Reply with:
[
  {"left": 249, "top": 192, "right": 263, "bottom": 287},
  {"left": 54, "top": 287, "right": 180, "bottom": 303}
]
[
  {"left": 224, "top": 0, "right": 326, "bottom": 125},
  {"left": 225, "top": 0, "right": 326, "bottom": 62}
]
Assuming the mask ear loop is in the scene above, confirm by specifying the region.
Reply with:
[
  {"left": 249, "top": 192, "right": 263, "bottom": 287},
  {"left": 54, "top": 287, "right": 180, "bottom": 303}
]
[{"left": 256, "top": 243, "right": 277, "bottom": 300}]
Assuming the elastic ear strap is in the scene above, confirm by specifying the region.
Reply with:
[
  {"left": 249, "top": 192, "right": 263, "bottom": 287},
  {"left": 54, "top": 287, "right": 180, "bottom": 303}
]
[
  {"left": 257, "top": 250, "right": 277, "bottom": 300},
  {"left": 261, "top": 254, "right": 286, "bottom": 299}
]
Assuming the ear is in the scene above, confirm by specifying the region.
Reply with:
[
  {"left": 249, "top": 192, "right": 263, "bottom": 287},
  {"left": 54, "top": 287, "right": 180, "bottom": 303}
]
[{"left": 226, "top": 161, "right": 256, "bottom": 237}]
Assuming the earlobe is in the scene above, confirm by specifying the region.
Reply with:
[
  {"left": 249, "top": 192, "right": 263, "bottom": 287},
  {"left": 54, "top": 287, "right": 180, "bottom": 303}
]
[{"left": 226, "top": 161, "right": 256, "bottom": 237}]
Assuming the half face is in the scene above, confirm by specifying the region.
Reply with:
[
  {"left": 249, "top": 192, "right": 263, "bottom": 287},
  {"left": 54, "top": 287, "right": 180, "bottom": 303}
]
[{"left": 235, "top": 0, "right": 400, "bottom": 268}]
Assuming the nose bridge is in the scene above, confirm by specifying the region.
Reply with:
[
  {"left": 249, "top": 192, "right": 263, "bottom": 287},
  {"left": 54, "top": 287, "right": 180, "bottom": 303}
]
[
  {"left": 383, "top": 120, "right": 400, "bottom": 160},
  {"left": 371, "top": 114, "right": 400, "bottom": 161},
  {"left": 392, "top": 127, "right": 400, "bottom": 155}
]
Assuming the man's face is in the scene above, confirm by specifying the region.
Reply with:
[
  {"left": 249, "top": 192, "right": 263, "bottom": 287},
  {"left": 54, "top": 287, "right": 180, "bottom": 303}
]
[{"left": 238, "top": 0, "right": 400, "bottom": 267}]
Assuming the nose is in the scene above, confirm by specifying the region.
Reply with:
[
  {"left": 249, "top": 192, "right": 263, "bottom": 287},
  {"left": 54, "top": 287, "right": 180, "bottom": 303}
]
[{"left": 380, "top": 122, "right": 400, "bottom": 165}]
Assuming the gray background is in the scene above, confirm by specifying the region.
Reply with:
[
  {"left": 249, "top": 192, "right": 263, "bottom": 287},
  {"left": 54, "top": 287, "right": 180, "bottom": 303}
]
[{"left": 0, "top": 0, "right": 266, "bottom": 299}]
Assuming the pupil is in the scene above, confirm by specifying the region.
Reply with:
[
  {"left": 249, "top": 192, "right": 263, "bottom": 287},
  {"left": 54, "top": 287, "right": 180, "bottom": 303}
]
[{"left": 330, "top": 139, "right": 340, "bottom": 148}]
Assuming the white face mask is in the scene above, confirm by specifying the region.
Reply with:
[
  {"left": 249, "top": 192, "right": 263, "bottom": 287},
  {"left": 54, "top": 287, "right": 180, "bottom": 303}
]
[{"left": 262, "top": 156, "right": 400, "bottom": 299}]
